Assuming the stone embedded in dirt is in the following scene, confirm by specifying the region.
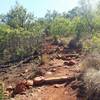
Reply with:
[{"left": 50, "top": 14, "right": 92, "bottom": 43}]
[
  {"left": 6, "top": 85, "right": 13, "bottom": 92},
  {"left": 46, "top": 71, "right": 52, "bottom": 75},
  {"left": 63, "top": 61, "right": 69, "bottom": 65},
  {"left": 29, "top": 93, "right": 34, "bottom": 96},
  {"left": 64, "top": 60, "right": 77, "bottom": 66},
  {"left": 56, "top": 54, "right": 62, "bottom": 59},
  {"left": 34, "top": 76, "right": 45, "bottom": 81},
  {"left": 68, "top": 60, "right": 77, "bottom": 66},
  {"left": 76, "top": 59, "right": 80, "bottom": 62},
  {"left": 34, "top": 76, "right": 45, "bottom": 85},
  {"left": 10, "top": 98, "right": 15, "bottom": 100},
  {"left": 49, "top": 63, "right": 53, "bottom": 66},
  {"left": 54, "top": 84, "right": 61, "bottom": 88},
  {"left": 26, "top": 80, "right": 34, "bottom": 86},
  {"left": 25, "top": 69, "right": 28, "bottom": 73},
  {"left": 72, "top": 56, "right": 76, "bottom": 59},
  {"left": 20, "top": 73, "right": 24, "bottom": 76},
  {"left": 4, "top": 91, "right": 10, "bottom": 97},
  {"left": 64, "top": 91, "right": 68, "bottom": 95},
  {"left": 66, "top": 57, "right": 72, "bottom": 60},
  {"left": 51, "top": 68, "right": 56, "bottom": 72},
  {"left": 37, "top": 89, "right": 42, "bottom": 92}
]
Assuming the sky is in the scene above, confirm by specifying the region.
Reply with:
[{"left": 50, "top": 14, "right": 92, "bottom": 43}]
[{"left": 0, "top": 0, "right": 99, "bottom": 18}]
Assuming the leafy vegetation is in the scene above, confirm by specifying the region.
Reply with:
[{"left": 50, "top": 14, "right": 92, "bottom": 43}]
[
  {"left": 0, "top": 0, "right": 100, "bottom": 64},
  {"left": 0, "top": 1, "right": 100, "bottom": 100}
]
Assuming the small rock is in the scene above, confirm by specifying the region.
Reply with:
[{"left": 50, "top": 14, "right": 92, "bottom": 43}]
[
  {"left": 54, "top": 84, "right": 60, "bottom": 88},
  {"left": 63, "top": 61, "right": 69, "bottom": 65},
  {"left": 51, "top": 68, "right": 56, "bottom": 72},
  {"left": 68, "top": 60, "right": 77, "bottom": 66},
  {"left": 64, "top": 91, "right": 68, "bottom": 95},
  {"left": 66, "top": 57, "right": 71, "bottom": 60},
  {"left": 64, "top": 60, "right": 77, "bottom": 66},
  {"left": 20, "top": 73, "right": 24, "bottom": 76},
  {"left": 4, "top": 91, "right": 10, "bottom": 97},
  {"left": 34, "top": 76, "right": 44, "bottom": 85},
  {"left": 26, "top": 80, "right": 33, "bottom": 86},
  {"left": 34, "top": 76, "right": 44, "bottom": 82},
  {"left": 6, "top": 85, "right": 13, "bottom": 92},
  {"left": 46, "top": 71, "right": 52, "bottom": 75},
  {"left": 30, "top": 93, "right": 34, "bottom": 96},
  {"left": 64, "top": 66, "right": 68, "bottom": 68},
  {"left": 37, "top": 89, "right": 41, "bottom": 92},
  {"left": 49, "top": 63, "right": 53, "bottom": 66},
  {"left": 25, "top": 69, "right": 28, "bottom": 73},
  {"left": 28, "top": 86, "right": 33, "bottom": 89},
  {"left": 72, "top": 56, "right": 76, "bottom": 59},
  {"left": 56, "top": 54, "right": 62, "bottom": 59},
  {"left": 10, "top": 98, "right": 15, "bottom": 100}
]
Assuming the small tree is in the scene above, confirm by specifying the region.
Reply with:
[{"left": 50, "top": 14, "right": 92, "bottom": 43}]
[{"left": 2, "top": 2, "right": 34, "bottom": 29}]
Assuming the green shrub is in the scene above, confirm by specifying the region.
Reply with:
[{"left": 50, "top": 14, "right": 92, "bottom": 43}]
[
  {"left": 0, "top": 25, "right": 43, "bottom": 64},
  {"left": 50, "top": 17, "right": 70, "bottom": 36}
]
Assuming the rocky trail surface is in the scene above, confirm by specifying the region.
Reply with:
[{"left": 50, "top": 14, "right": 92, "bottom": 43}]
[{"left": 0, "top": 37, "right": 85, "bottom": 100}]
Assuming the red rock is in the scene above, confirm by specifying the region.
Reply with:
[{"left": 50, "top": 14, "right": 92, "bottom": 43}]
[{"left": 13, "top": 82, "right": 28, "bottom": 94}]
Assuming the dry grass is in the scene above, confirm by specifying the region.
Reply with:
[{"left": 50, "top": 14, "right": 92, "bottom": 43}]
[{"left": 80, "top": 54, "right": 100, "bottom": 100}]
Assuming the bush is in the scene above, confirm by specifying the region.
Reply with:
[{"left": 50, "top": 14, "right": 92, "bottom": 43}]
[
  {"left": 0, "top": 26, "right": 43, "bottom": 64},
  {"left": 80, "top": 55, "right": 100, "bottom": 100},
  {"left": 67, "top": 36, "right": 83, "bottom": 53},
  {"left": 50, "top": 17, "right": 70, "bottom": 36}
]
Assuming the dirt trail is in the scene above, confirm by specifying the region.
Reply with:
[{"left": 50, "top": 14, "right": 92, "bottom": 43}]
[{"left": 0, "top": 38, "right": 83, "bottom": 100}]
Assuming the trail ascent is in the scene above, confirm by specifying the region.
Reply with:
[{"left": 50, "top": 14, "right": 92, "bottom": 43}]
[{"left": 0, "top": 37, "right": 84, "bottom": 100}]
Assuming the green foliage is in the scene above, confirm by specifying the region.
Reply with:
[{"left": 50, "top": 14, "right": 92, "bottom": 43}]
[
  {"left": 50, "top": 17, "right": 70, "bottom": 36},
  {"left": 0, "top": 82, "right": 4, "bottom": 100},
  {"left": 0, "top": 0, "right": 100, "bottom": 64},
  {"left": 0, "top": 25, "right": 43, "bottom": 63},
  {"left": 93, "top": 15, "right": 100, "bottom": 31},
  {"left": 83, "top": 33, "right": 100, "bottom": 53}
]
